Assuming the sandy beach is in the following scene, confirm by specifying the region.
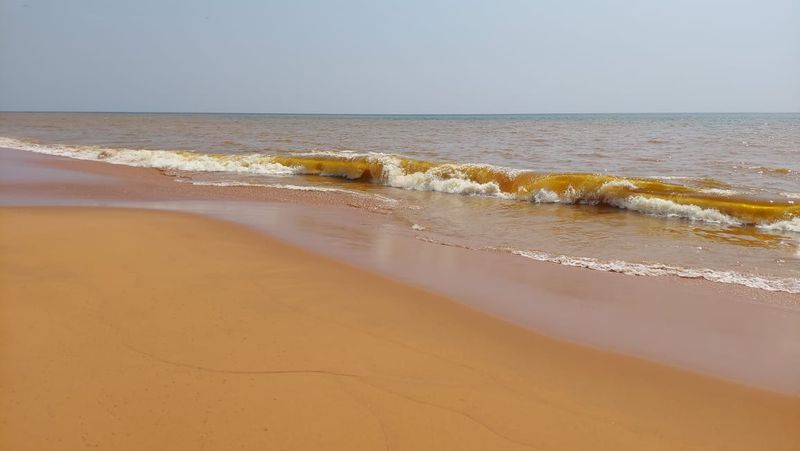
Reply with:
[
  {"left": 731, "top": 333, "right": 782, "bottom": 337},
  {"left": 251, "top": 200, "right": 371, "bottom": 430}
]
[
  {"left": 2, "top": 206, "right": 799, "bottom": 450},
  {"left": 3, "top": 147, "right": 800, "bottom": 393},
  {"left": 3, "top": 1, "right": 798, "bottom": 448}
]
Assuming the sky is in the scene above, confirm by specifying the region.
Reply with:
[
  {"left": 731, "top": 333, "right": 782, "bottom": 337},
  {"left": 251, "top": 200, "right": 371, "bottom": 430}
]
[{"left": 1, "top": 0, "right": 798, "bottom": 114}]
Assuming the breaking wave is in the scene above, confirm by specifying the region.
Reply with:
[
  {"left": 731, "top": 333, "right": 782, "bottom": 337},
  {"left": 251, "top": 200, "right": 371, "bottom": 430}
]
[
  {"left": 757, "top": 218, "right": 800, "bottom": 233},
  {"left": 1, "top": 136, "right": 797, "bottom": 230}
]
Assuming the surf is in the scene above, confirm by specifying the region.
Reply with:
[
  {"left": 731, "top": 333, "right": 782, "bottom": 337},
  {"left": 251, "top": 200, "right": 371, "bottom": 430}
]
[{"left": 2, "top": 136, "right": 797, "bottom": 230}]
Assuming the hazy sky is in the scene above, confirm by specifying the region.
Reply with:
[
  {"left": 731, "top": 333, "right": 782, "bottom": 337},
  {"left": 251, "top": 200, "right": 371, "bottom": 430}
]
[{"left": 1, "top": 0, "right": 798, "bottom": 113}]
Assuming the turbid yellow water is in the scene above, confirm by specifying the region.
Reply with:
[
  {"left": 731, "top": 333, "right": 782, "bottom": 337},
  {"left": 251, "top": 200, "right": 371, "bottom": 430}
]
[{"left": 1, "top": 112, "right": 798, "bottom": 292}]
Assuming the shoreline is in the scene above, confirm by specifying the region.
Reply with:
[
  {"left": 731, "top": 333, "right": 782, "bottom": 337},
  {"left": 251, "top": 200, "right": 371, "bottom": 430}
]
[
  {"left": 2, "top": 206, "right": 799, "bottom": 449},
  {"left": 2, "top": 147, "right": 800, "bottom": 395}
]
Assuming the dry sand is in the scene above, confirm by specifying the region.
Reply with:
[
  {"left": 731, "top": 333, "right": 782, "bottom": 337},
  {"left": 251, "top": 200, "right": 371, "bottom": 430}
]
[{"left": 1, "top": 207, "right": 798, "bottom": 450}]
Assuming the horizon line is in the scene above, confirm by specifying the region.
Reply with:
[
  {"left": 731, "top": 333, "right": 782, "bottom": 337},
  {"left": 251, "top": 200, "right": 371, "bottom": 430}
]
[{"left": 1, "top": 110, "right": 800, "bottom": 116}]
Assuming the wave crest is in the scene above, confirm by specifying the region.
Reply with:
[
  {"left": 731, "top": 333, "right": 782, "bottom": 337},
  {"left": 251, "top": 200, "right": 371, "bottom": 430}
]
[{"left": 2, "top": 136, "right": 797, "bottom": 228}]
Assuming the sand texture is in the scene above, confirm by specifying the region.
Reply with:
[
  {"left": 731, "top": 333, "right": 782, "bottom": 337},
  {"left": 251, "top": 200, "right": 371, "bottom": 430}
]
[{"left": 1, "top": 207, "right": 798, "bottom": 450}]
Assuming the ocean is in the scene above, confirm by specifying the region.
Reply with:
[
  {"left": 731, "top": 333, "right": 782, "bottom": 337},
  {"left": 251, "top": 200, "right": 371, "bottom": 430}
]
[{"left": 1, "top": 112, "right": 798, "bottom": 293}]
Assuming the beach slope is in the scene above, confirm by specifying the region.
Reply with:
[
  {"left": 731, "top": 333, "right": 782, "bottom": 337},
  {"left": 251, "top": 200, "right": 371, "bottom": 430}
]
[{"left": 1, "top": 207, "right": 798, "bottom": 450}]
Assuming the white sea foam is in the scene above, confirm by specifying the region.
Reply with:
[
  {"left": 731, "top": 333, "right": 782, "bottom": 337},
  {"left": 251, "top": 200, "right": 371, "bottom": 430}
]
[
  {"left": 609, "top": 195, "right": 741, "bottom": 224},
  {"left": 511, "top": 249, "right": 800, "bottom": 294},
  {"left": 530, "top": 184, "right": 742, "bottom": 225},
  {"left": 378, "top": 157, "right": 507, "bottom": 196},
  {"left": 183, "top": 180, "right": 269, "bottom": 187},
  {"left": 699, "top": 188, "right": 738, "bottom": 196},
  {"left": 600, "top": 179, "right": 639, "bottom": 190},
  {"left": 532, "top": 188, "right": 562, "bottom": 203},
  {"left": 757, "top": 218, "right": 800, "bottom": 233},
  {"left": 0, "top": 137, "right": 296, "bottom": 176},
  {"left": 259, "top": 183, "right": 350, "bottom": 193},
  {"left": 188, "top": 180, "right": 343, "bottom": 191},
  {"left": 532, "top": 186, "right": 584, "bottom": 204}
]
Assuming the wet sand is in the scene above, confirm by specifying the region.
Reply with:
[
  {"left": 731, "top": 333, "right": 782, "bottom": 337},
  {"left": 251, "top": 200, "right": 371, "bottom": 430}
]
[
  {"left": 2, "top": 147, "right": 800, "bottom": 394},
  {"left": 2, "top": 206, "right": 799, "bottom": 450}
]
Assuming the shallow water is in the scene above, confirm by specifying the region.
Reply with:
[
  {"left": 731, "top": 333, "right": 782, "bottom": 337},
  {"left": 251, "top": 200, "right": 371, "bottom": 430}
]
[{"left": 1, "top": 112, "right": 798, "bottom": 292}]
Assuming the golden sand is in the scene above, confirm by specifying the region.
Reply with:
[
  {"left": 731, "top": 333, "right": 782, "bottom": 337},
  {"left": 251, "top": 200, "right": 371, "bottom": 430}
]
[{"left": 1, "top": 207, "right": 798, "bottom": 450}]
